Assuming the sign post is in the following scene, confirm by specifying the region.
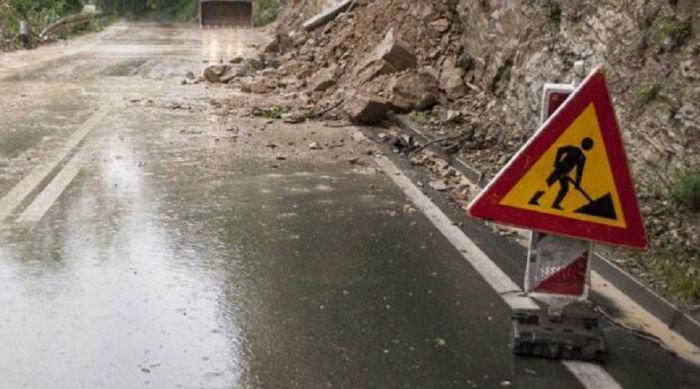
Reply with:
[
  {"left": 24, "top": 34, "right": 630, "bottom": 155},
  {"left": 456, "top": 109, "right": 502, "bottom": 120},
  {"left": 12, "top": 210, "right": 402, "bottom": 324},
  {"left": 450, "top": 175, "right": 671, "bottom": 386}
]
[
  {"left": 525, "top": 84, "right": 593, "bottom": 306},
  {"left": 468, "top": 69, "right": 648, "bottom": 361}
]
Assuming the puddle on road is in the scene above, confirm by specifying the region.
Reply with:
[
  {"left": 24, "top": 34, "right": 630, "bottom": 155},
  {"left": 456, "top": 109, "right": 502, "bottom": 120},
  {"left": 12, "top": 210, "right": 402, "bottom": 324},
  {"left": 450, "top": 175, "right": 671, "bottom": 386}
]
[
  {"left": 101, "top": 58, "right": 149, "bottom": 77},
  {"left": 0, "top": 110, "right": 584, "bottom": 388}
]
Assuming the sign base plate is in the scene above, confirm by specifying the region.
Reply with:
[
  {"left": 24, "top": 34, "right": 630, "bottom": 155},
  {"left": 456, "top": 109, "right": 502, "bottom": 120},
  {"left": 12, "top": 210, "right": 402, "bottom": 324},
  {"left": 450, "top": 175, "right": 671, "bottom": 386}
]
[{"left": 512, "top": 303, "right": 606, "bottom": 362}]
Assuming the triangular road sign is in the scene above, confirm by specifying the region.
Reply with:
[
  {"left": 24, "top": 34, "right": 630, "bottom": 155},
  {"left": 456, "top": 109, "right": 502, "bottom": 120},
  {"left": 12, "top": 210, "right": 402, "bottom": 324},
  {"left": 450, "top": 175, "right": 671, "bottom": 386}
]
[{"left": 468, "top": 69, "right": 647, "bottom": 249}]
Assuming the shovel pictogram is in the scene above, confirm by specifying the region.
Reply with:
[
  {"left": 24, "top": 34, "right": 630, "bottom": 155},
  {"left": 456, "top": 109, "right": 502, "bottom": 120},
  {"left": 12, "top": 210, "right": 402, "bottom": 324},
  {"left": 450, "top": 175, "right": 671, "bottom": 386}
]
[{"left": 529, "top": 178, "right": 616, "bottom": 221}]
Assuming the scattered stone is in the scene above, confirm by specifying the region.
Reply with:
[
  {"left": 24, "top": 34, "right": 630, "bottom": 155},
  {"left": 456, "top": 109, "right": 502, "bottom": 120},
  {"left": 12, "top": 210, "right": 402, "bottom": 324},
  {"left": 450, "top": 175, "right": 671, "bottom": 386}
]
[
  {"left": 229, "top": 56, "right": 244, "bottom": 64},
  {"left": 343, "top": 90, "right": 388, "bottom": 124},
  {"left": 403, "top": 204, "right": 417, "bottom": 214},
  {"left": 347, "top": 156, "right": 360, "bottom": 165},
  {"left": 282, "top": 111, "right": 307, "bottom": 124},
  {"left": 261, "top": 39, "right": 279, "bottom": 54},
  {"left": 275, "top": 155, "right": 287, "bottom": 160},
  {"left": 439, "top": 56, "right": 466, "bottom": 98},
  {"left": 203, "top": 64, "right": 229, "bottom": 83},
  {"left": 185, "top": 71, "right": 195, "bottom": 80},
  {"left": 429, "top": 18, "right": 451, "bottom": 33},
  {"left": 309, "top": 142, "right": 321, "bottom": 150},
  {"left": 311, "top": 65, "right": 338, "bottom": 92},
  {"left": 389, "top": 71, "right": 439, "bottom": 112},
  {"left": 249, "top": 80, "right": 272, "bottom": 94},
  {"left": 429, "top": 180, "right": 448, "bottom": 191},
  {"left": 446, "top": 110, "right": 461, "bottom": 122}
]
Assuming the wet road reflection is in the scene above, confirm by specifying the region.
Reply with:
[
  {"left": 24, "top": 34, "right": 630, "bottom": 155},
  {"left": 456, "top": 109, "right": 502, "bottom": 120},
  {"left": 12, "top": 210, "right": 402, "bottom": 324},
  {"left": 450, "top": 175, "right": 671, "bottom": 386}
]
[
  {"left": 1, "top": 22, "right": 698, "bottom": 389},
  {"left": 0, "top": 101, "right": 584, "bottom": 387}
]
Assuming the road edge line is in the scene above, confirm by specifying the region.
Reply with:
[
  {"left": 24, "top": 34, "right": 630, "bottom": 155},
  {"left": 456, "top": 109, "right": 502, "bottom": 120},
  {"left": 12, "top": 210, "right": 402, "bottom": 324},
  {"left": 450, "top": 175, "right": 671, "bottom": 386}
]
[
  {"left": 371, "top": 153, "right": 622, "bottom": 389},
  {"left": 393, "top": 113, "right": 700, "bottom": 349}
]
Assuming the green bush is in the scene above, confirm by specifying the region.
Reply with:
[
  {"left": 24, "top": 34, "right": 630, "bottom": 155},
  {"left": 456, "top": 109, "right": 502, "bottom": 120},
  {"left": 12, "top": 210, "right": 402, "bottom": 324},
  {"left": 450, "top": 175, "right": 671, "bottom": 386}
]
[
  {"left": 254, "top": 0, "right": 279, "bottom": 27},
  {"left": 647, "top": 244, "right": 699, "bottom": 304},
  {"left": 1, "top": 0, "right": 82, "bottom": 38},
  {"left": 542, "top": 0, "right": 562, "bottom": 24},
  {"left": 637, "top": 83, "right": 660, "bottom": 104},
  {"left": 670, "top": 169, "right": 700, "bottom": 212},
  {"left": 409, "top": 111, "right": 428, "bottom": 125},
  {"left": 655, "top": 18, "right": 692, "bottom": 47}
]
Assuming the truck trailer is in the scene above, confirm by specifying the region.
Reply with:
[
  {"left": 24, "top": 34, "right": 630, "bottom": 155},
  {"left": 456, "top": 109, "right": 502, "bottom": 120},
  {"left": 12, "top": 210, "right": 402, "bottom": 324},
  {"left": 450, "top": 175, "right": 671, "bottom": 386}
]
[{"left": 199, "top": 0, "right": 253, "bottom": 28}]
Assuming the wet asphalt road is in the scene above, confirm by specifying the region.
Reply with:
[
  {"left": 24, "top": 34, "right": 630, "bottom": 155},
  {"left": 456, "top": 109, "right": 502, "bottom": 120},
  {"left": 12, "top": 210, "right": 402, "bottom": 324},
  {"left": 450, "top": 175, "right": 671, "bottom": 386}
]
[{"left": 0, "top": 23, "right": 699, "bottom": 388}]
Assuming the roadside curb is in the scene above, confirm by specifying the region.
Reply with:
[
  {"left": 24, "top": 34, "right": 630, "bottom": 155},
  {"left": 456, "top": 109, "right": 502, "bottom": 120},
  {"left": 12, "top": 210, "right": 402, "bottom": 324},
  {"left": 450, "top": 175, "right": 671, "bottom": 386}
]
[{"left": 393, "top": 114, "right": 700, "bottom": 349}]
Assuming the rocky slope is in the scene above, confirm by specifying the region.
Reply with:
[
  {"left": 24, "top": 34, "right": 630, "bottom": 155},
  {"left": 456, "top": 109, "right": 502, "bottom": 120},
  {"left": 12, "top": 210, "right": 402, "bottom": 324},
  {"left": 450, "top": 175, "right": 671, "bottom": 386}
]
[{"left": 204, "top": 0, "right": 699, "bottom": 305}]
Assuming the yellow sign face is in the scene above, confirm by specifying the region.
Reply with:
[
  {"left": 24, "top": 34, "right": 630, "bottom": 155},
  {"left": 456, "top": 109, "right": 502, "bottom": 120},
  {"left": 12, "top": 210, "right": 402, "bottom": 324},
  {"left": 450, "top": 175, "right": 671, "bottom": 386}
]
[{"left": 499, "top": 103, "right": 626, "bottom": 228}]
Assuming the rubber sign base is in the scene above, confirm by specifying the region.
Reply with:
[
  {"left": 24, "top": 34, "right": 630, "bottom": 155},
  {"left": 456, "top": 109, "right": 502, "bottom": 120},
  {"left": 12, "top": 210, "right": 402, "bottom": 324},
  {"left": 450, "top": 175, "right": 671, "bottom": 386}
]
[{"left": 512, "top": 303, "right": 606, "bottom": 362}]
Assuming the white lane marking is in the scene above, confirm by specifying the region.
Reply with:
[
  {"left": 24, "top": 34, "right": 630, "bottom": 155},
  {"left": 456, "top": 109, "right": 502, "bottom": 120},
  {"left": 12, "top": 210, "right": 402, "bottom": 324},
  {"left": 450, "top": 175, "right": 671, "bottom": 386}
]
[
  {"left": 373, "top": 155, "right": 623, "bottom": 389},
  {"left": 0, "top": 107, "right": 109, "bottom": 221},
  {"left": 16, "top": 146, "right": 91, "bottom": 225},
  {"left": 563, "top": 361, "right": 623, "bottom": 389}
]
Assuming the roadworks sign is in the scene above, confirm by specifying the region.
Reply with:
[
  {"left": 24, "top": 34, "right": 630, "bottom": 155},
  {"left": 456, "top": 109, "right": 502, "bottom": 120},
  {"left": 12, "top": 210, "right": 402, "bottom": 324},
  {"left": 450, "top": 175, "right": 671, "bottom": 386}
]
[{"left": 468, "top": 69, "right": 647, "bottom": 249}]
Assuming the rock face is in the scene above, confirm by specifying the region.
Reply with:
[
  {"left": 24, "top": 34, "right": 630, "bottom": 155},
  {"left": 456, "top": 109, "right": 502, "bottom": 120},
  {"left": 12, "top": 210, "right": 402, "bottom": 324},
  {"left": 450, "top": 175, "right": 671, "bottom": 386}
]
[
  {"left": 344, "top": 90, "right": 388, "bottom": 124},
  {"left": 390, "top": 71, "right": 439, "bottom": 112}
]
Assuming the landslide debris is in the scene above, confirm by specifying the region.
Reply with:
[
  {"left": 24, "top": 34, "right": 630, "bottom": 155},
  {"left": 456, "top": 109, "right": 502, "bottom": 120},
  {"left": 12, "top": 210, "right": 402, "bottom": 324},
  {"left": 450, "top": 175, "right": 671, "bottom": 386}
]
[{"left": 200, "top": 0, "right": 699, "bottom": 306}]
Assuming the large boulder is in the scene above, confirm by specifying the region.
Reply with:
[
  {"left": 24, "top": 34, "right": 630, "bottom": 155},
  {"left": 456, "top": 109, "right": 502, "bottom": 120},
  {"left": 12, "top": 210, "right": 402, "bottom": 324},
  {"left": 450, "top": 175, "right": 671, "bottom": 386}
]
[
  {"left": 359, "top": 29, "right": 417, "bottom": 79},
  {"left": 344, "top": 90, "right": 388, "bottom": 125},
  {"left": 389, "top": 71, "right": 439, "bottom": 112}
]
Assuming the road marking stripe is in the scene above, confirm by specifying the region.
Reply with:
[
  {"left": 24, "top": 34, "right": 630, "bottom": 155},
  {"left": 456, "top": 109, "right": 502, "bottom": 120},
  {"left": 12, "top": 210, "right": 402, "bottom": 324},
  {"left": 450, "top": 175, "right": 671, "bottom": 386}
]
[
  {"left": 0, "top": 107, "right": 109, "bottom": 221},
  {"left": 373, "top": 155, "right": 622, "bottom": 389},
  {"left": 16, "top": 146, "right": 90, "bottom": 225}
]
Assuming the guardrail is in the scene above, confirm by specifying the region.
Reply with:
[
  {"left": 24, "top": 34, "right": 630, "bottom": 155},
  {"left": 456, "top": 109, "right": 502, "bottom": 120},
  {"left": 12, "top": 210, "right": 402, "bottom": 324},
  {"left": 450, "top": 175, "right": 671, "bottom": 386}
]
[{"left": 39, "top": 12, "right": 109, "bottom": 41}]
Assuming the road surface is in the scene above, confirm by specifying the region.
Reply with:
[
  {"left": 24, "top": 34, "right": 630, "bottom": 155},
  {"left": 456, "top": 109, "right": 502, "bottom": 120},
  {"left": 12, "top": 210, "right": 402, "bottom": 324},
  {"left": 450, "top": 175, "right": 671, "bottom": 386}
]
[{"left": 0, "top": 22, "right": 698, "bottom": 388}]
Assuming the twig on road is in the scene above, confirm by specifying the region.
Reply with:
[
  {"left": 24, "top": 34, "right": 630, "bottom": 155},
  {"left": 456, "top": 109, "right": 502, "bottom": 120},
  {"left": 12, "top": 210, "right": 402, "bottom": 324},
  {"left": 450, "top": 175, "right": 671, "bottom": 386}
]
[
  {"left": 306, "top": 99, "right": 344, "bottom": 120},
  {"left": 412, "top": 131, "right": 471, "bottom": 154}
]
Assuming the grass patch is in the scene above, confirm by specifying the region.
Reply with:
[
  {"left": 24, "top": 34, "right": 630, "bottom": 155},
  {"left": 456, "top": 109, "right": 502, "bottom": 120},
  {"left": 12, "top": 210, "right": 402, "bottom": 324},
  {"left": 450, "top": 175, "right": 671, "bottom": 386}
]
[
  {"left": 409, "top": 111, "right": 429, "bottom": 126},
  {"left": 637, "top": 83, "right": 660, "bottom": 104},
  {"left": 646, "top": 244, "right": 700, "bottom": 304},
  {"left": 254, "top": 0, "right": 279, "bottom": 27},
  {"left": 655, "top": 18, "right": 692, "bottom": 48},
  {"left": 253, "top": 105, "right": 288, "bottom": 119},
  {"left": 542, "top": 0, "right": 562, "bottom": 24},
  {"left": 670, "top": 168, "right": 700, "bottom": 212}
]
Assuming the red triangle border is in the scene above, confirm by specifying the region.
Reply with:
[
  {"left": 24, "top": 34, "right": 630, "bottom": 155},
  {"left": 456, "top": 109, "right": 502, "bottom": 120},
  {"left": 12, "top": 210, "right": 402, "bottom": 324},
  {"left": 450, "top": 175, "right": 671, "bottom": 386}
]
[{"left": 468, "top": 70, "right": 648, "bottom": 249}]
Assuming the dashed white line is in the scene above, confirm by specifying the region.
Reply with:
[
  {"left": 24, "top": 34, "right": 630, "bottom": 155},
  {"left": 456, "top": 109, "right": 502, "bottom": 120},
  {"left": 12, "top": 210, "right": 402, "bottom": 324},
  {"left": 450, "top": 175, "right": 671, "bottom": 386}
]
[
  {"left": 16, "top": 146, "right": 91, "bottom": 225},
  {"left": 0, "top": 107, "right": 109, "bottom": 221}
]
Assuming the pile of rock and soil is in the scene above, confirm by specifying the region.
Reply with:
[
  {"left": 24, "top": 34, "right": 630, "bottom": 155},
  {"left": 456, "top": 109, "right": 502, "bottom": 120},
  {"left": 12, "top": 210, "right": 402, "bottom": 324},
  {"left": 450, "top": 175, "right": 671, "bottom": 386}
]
[{"left": 199, "top": 0, "right": 699, "bottom": 307}]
